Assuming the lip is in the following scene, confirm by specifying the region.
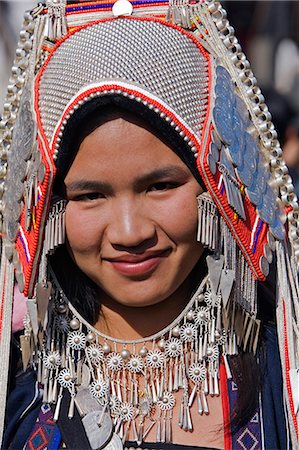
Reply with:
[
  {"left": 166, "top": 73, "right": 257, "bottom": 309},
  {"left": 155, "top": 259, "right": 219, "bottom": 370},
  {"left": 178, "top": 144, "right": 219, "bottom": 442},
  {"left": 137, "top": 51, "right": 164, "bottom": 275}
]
[{"left": 103, "top": 249, "right": 171, "bottom": 276}]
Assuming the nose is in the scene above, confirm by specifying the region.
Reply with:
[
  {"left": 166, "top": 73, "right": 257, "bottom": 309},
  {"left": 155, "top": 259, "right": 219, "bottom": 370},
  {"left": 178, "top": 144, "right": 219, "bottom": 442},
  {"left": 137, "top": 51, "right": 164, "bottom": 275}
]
[{"left": 106, "top": 198, "right": 156, "bottom": 250}]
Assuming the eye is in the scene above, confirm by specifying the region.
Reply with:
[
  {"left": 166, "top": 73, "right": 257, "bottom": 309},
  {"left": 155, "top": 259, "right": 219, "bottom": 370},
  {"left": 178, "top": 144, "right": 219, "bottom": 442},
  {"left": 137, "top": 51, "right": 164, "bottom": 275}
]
[
  {"left": 147, "top": 182, "right": 179, "bottom": 192},
  {"left": 69, "top": 192, "right": 105, "bottom": 201}
]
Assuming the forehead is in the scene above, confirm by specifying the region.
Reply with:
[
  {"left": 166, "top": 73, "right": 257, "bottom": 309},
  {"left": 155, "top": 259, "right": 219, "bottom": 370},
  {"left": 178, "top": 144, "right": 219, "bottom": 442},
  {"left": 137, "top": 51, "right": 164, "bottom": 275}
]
[{"left": 65, "top": 117, "right": 192, "bottom": 182}]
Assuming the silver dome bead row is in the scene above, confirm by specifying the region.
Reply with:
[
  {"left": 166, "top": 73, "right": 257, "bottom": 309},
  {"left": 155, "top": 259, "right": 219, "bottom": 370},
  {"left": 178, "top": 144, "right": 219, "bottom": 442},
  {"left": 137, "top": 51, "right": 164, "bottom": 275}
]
[{"left": 0, "top": 9, "right": 37, "bottom": 233}]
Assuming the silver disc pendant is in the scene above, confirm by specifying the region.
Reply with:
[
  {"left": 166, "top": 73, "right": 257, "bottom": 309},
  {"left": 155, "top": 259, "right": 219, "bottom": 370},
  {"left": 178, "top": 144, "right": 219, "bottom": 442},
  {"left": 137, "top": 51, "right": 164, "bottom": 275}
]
[
  {"left": 112, "top": 0, "right": 133, "bottom": 17},
  {"left": 82, "top": 409, "right": 113, "bottom": 450},
  {"left": 75, "top": 387, "right": 101, "bottom": 416},
  {"left": 102, "top": 433, "right": 123, "bottom": 450}
]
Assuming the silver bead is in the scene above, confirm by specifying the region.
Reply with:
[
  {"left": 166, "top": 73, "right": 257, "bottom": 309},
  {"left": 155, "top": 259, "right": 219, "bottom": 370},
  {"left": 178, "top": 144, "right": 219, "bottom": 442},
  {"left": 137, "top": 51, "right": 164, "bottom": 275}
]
[
  {"left": 103, "top": 342, "right": 111, "bottom": 354},
  {"left": 86, "top": 332, "right": 95, "bottom": 343},
  {"left": 214, "top": 330, "right": 221, "bottom": 339},
  {"left": 197, "top": 293, "right": 204, "bottom": 303},
  {"left": 70, "top": 318, "right": 80, "bottom": 330},
  {"left": 56, "top": 303, "right": 67, "bottom": 314},
  {"left": 121, "top": 348, "right": 130, "bottom": 360},
  {"left": 187, "top": 310, "right": 194, "bottom": 321},
  {"left": 172, "top": 326, "right": 180, "bottom": 337},
  {"left": 158, "top": 339, "right": 166, "bottom": 350},
  {"left": 139, "top": 346, "right": 148, "bottom": 357}
]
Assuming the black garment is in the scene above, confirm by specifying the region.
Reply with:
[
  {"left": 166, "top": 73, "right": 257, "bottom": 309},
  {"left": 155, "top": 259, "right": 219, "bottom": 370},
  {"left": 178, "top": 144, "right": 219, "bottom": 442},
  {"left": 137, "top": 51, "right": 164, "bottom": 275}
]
[{"left": 124, "top": 443, "right": 221, "bottom": 450}]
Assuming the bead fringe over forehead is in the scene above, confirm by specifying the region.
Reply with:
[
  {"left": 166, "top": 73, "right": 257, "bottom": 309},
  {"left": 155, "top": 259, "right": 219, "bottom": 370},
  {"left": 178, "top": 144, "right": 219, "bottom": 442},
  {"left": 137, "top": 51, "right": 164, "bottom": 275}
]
[{"left": 0, "top": 0, "right": 299, "bottom": 448}]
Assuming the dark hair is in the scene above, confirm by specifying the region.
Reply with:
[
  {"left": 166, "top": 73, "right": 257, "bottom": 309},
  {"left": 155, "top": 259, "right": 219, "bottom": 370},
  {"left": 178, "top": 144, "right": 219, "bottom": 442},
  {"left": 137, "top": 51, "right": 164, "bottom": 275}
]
[{"left": 54, "top": 95, "right": 205, "bottom": 197}]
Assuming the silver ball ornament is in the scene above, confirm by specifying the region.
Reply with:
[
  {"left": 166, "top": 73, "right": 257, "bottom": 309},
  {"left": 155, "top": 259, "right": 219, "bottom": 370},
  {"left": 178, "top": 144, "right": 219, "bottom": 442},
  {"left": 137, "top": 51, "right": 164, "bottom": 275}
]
[
  {"left": 172, "top": 326, "right": 180, "bottom": 337},
  {"left": 187, "top": 310, "right": 194, "bottom": 321},
  {"left": 103, "top": 343, "right": 111, "bottom": 354},
  {"left": 121, "top": 348, "right": 131, "bottom": 360},
  {"left": 139, "top": 346, "right": 148, "bottom": 357},
  {"left": 158, "top": 339, "right": 166, "bottom": 350},
  {"left": 86, "top": 332, "right": 95, "bottom": 343},
  {"left": 70, "top": 318, "right": 80, "bottom": 330}
]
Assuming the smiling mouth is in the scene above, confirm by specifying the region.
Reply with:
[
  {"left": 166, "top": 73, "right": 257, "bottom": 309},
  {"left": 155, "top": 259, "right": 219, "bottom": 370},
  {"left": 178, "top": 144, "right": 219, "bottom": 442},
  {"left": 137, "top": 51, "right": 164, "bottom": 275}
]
[{"left": 103, "top": 249, "right": 171, "bottom": 276}]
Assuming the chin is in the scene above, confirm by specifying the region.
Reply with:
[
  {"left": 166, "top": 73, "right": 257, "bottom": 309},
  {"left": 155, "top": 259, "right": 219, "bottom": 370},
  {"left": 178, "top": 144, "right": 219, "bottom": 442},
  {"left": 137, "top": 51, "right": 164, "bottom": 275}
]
[{"left": 99, "top": 279, "right": 175, "bottom": 308}]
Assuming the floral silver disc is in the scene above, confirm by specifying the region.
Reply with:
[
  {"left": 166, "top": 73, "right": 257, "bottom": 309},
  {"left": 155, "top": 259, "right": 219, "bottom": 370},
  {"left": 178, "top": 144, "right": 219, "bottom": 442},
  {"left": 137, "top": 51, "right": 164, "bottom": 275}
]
[
  {"left": 127, "top": 354, "right": 144, "bottom": 373},
  {"left": 43, "top": 351, "right": 61, "bottom": 370},
  {"left": 157, "top": 391, "right": 175, "bottom": 411},
  {"left": 106, "top": 352, "right": 124, "bottom": 371},
  {"left": 165, "top": 338, "right": 182, "bottom": 358},
  {"left": 188, "top": 363, "right": 206, "bottom": 384},
  {"left": 194, "top": 307, "right": 210, "bottom": 326},
  {"left": 86, "top": 344, "right": 104, "bottom": 365},
  {"left": 119, "top": 402, "right": 135, "bottom": 421},
  {"left": 57, "top": 368, "right": 74, "bottom": 388},
  {"left": 180, "top": 323, "right": 197, "bottom": 342},
  {"left": 206, "top": 344, "right": 219, "bottom": 362},
  {"left": 55, "top": 314, "right": 70, "bottom": 333},
  {"left": 146, "top": 349, "right": 165, "bottom": 369},
  {"left": 89, "top": 379, "right": 107, "bottom": 399},
  {"left": 67, "top": 330, "right": 86, "bottom": 350}
]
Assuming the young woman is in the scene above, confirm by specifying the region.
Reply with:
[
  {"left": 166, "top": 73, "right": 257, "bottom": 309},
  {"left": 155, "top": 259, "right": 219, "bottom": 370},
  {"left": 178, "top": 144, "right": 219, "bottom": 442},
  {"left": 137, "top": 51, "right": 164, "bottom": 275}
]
[{"left": 0, "top": 1, "right": 298, "bottom": 449}]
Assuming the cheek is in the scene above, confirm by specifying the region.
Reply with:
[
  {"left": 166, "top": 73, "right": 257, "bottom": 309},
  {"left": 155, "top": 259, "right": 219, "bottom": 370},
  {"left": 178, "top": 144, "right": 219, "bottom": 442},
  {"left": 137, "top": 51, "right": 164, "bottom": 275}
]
[
  {"left": 155, "top": 191, "right": 199, "bottom": 244},
  {"left": 65, "top": 204, "right": 102, "bottom": 254}
]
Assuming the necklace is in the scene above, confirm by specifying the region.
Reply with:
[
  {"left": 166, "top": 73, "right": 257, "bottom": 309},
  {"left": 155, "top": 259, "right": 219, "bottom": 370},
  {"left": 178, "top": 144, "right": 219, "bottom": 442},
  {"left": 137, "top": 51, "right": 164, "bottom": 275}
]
[{"left": 28, "top": 269, "right": 237, "bottom": 450}]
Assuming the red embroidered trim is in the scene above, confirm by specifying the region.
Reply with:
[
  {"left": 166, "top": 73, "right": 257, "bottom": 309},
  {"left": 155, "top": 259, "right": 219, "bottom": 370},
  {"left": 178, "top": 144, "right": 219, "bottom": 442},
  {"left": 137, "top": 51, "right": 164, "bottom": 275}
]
[
  {"left": 220, "top": 359, "right": 232, "bottom": 450},
  {"left": 283, "top": 299, "right": 298, "bottom": 437},
  {"left": 0, "top": 264, "right": 6, "bottom": 339}
]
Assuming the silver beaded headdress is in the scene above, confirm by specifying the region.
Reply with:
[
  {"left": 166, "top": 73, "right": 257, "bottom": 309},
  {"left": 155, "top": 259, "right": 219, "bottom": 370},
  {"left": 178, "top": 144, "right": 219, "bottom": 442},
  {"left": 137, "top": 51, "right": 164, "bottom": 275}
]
[{"left": 0, "top": 0, "right": 299, "bottom": 447}]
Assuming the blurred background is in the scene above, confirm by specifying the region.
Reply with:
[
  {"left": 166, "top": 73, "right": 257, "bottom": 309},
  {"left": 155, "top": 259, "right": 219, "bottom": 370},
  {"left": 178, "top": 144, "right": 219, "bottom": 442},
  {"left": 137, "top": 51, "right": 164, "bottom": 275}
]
[{"left": 1, "top": 0, "right": 299, "bottom": 192}]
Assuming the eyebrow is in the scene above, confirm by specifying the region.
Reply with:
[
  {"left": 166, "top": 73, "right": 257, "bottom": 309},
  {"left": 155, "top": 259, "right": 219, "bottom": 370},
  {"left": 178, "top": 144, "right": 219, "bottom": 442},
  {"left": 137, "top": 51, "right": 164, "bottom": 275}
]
[
  {"left": 134, "top": 165, "right": 190, "bottom": 187},
  {"left": 65, "top": 165, "right": 190, "bottom": 192},
  {"left": 66, "top": 180, "right": 113, "bottom": 194}
]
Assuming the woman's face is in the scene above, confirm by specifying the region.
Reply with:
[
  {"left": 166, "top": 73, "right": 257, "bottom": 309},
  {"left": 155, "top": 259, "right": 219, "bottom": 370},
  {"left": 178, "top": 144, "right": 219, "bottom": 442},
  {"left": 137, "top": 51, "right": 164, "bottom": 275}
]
[{"left": 64, "top": 117, "right": 204, "bottom": 307}]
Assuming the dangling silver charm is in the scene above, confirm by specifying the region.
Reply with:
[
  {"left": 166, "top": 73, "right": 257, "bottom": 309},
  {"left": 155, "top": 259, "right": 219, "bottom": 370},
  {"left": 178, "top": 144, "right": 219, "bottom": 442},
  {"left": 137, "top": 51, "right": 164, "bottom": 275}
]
[{"left": 197, "top": 192, "right": 219, "bottom": 250}]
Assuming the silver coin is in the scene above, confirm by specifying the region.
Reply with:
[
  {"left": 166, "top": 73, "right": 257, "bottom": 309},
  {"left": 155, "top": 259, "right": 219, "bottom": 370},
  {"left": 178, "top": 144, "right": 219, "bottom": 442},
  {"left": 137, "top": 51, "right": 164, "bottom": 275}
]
[
  {"left": 207, "top": 153, "right": 217, "bottom": 175},
  {"left": 258, "top": 186, "right": 276, "bottom": 225},
  {"left": 6, "top": 201, "right": 22, "bottom": 222},
  {"left": 33, "top": 147, "right": 41, "bottom": 167},
  {"left": 82, "top": 409, "right": 113, "bottom": 450},
  {"left": 209, "top": 142, "right": 219, "bottom": 161},
  {"left": 213, "top": 105, "right": 235, "bottom": 146},
  {"left": 235, "top": 95, "right": 250, "bottom": 128},
  {"left": 235, "top": 160, "right": 253, "bottom": 188},
  {"left": 13, "top": 248, "right": 19, "bottom": 265},
  {"left": 15, "top": 179, "right": 25, "bottom": 203},
  {"left": 227, "top": 139, "right": 243, "bottom": 167},
  {"left": 270, "top": 216, "right": 285, "bottom": 241},
  {"left": 4, "top": 243, "right": 14, "bottom": 262},
  {"left": 232, "top": 108, "right": 245, "bottom": 137},
  {"left": 267, "top": 231, "right": 276, "bottom": 251},
  {"left": 216, "top": 65, "right": 232, "bottom": 83},
  {"left": 246, "top": 159, "right": 267, "bottom": 205},
  {"left": 215, "top": 81, "right": 234, "bottom": 103},
  {"left": 80, "top": 363, "right": 91, "bottom": 389},
  {"left": 11, "top": 84, "right": 36, "bottom": 163},
  {"left": 15, "top": 268, "right": 25, "bottom": 293},
  {"left": 102, "top": 433, "right": 123, "bottom": 450},
  {"left": 75, "top": 388, "right": 99, "bottom": 416},
  {"left": 38, "top": 162, "right": 45, "bottom": 183},
  {"left": 263, "top": 243, "right": 273, "bottom": 264},
  {"left": 211, "top": 129, "right": 221, "bottom": 149},
  {"left": 259, "top": 256, "right": 269, "bottom": 277},
  {"left": 245, "top": 133, "right": 259, "bottom": 160},
  {"left": 6, "top": 220, "right": 19, "bottom": 242}
]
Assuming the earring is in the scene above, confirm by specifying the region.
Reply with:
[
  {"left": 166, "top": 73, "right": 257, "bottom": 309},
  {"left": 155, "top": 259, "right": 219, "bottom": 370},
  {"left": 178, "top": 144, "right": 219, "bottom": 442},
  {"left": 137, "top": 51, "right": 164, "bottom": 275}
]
[
  {"left": 44, "top": 199, "right": 66, "bottom": 256},
  {"left": 197, "top": 191, "right": 219, "bottom": 251}
]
